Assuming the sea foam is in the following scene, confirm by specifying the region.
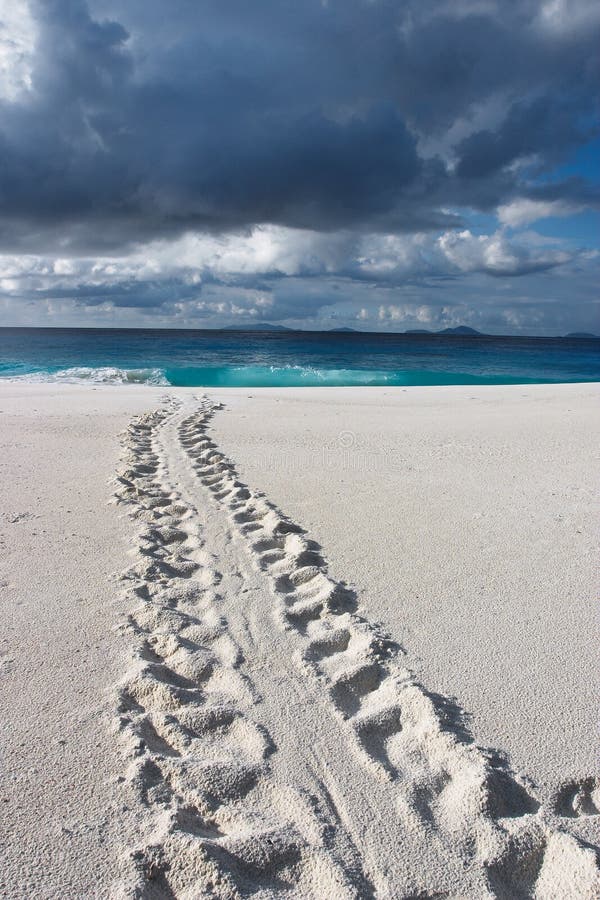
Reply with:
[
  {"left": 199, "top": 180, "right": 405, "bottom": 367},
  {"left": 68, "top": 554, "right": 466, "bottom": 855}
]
[{"left": 3, "top": 366, "right": 169, "bottom": 385}]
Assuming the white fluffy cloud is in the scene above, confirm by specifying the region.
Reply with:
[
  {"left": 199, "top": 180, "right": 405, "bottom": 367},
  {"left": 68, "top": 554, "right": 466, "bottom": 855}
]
[
  {"left": 378, "top": 304, "right": 434, "bottom": 323},
  {"left": 0, "top": 217, "right": 595, "bottom": 334},
  {"left": 0, "top": 224, "right": 576, "bottom": 305},
  {"left": 0, "top": 0, "right": 36, "bottom": 100},
  {"left": 437, "top": 229, "right": 571, "bottom": 275},
  {"left": 497, "top": 198, "right": 582, "bottom": 228},
  {"left": 153, "top": 228, "right": 355, "bottom": 278}
]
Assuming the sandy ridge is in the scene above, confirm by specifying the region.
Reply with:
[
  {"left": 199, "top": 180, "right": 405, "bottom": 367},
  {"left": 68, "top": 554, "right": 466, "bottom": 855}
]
[{"left": 112, "top": 396, "right": 600, "bottom": 898}]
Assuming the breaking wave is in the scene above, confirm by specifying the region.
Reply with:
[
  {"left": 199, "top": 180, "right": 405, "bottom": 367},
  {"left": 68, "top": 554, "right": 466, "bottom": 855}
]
[
  {"left": 1, "top": 363, "right": 543, "bottom": 387},
  {"left": 3, "top": 366, "right": 169, "bottom": 385}
]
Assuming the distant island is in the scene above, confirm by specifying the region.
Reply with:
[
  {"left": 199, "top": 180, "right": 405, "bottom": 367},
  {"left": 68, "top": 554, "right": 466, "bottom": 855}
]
[
  {"left": 328, "top": 326, "right": 486, "bottom": 335},
  {"left": 222, "top": 323, "right": 359, "bottom": 333},
  {"left": 219, "top": 322, "right": 597, "bottom": 338},
  {"left": 221, "top": 322, "right": 293, "bottom": 332},
  {"left": 406, "top": 326, "right": 483, "bottom": 336},
  {"left": 221, "top": 322, "right": 486, "bottom": 335},
  {"left": 440, "top": 326, "right": 482, "bottom": 335}
]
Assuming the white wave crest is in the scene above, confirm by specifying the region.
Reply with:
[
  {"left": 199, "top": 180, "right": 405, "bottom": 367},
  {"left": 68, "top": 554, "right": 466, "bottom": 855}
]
[{"left": 4, "top": 366, "right": 169, "bottom": 385}]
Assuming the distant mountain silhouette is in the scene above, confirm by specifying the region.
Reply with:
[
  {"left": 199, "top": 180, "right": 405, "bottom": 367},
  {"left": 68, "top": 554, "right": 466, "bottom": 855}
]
[
  {"left": 438, "top": 326, "right": 483, "bottom": 335},
  {"left": 217, "top": 323, "right": 595, "bottom": 337},
  {"left": 405, "top": 325, "right": 484, "bottom": 336},
  {"left": 221, "top": 322, "right": 293, "bottom": 332}
]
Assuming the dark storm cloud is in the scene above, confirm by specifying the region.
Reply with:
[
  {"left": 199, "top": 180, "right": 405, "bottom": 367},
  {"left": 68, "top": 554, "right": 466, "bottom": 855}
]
[
  {"left": 0, "top": 0, "right": 598, "bottom": 252},
  {"left": 28, "top": 277, "right": 199, "bottom": 308},
  {"left": 455, "top": 94, "right": 596, "bottom": 179}
]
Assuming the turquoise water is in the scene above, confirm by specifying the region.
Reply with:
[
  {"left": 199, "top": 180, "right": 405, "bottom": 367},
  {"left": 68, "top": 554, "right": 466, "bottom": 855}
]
[{"left": 0, "top": 328, "right": 598, "bottom": 386}]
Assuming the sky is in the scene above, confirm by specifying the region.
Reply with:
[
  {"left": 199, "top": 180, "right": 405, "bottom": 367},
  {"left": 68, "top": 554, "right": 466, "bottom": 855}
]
[{"left": 0, "top": 0, "right": 598, "bottom": 334}]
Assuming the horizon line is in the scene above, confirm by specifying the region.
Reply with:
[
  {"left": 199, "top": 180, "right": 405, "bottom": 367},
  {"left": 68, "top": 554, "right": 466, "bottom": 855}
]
[{"left": 0, "top": 324, "right": 597, "bottom": 340}]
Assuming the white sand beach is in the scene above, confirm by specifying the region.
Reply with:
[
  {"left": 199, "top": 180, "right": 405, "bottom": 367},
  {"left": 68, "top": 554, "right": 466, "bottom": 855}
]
[{"left": 0, "top": 382, "right": 598, "bottom": 898}]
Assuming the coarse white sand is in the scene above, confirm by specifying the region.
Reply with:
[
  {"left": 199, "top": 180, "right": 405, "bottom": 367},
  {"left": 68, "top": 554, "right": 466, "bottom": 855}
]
[
  {"left": 0, "top": 382, "right": 598, "bottom": 899},
  {"left": 0, "top": 385, "right": 165, "bottom": 897},
  {"left": 208, "top": 384, "right": 600, "bottom": 802}
]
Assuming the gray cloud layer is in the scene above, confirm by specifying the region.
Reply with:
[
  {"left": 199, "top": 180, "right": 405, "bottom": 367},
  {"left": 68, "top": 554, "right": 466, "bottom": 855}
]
[{"left": 0, "top": 0, "right": 598, "bottom": 254}]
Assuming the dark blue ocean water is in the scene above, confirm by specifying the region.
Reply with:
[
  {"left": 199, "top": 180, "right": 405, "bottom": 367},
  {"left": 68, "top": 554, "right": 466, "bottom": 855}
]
[{"left": 0, "top": 327, "right": 598, "bottom": 386}]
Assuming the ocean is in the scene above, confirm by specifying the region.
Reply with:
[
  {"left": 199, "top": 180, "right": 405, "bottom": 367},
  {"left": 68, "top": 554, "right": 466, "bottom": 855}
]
[{"left": 0, "top": 327, "right": 598, "bottom": 387}]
